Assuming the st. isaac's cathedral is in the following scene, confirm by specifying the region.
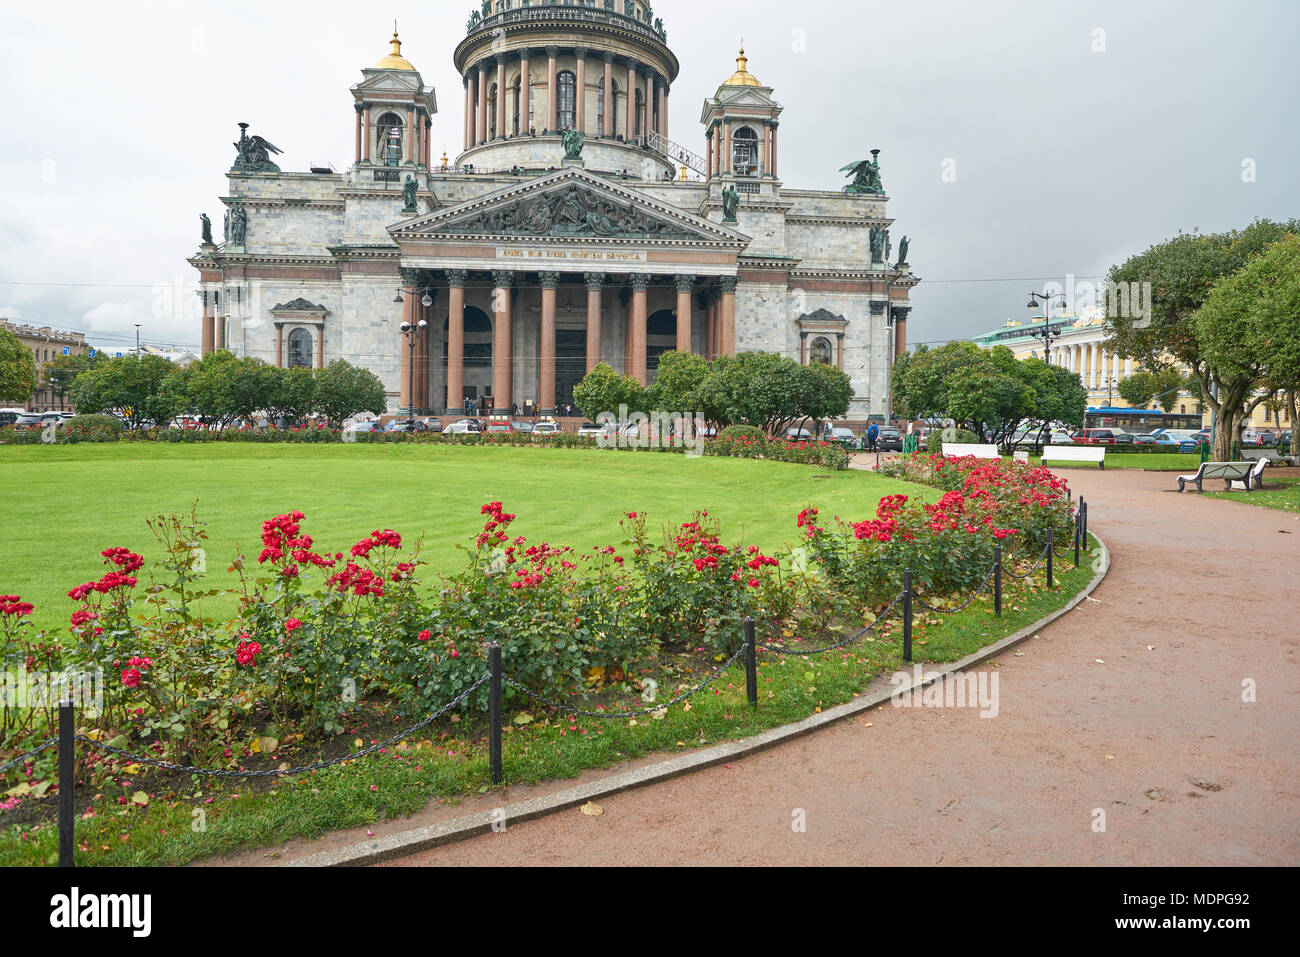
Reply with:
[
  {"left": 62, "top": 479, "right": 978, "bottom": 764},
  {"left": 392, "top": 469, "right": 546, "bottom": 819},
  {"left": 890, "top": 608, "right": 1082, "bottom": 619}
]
[{"left": 189, "top": 1, "right": 919, "bottom": 419}]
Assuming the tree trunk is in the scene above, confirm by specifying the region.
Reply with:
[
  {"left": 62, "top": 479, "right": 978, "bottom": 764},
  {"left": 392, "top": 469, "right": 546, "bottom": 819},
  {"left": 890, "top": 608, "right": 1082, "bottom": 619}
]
[{"left": 1290, "top": 390, "right": 1299, "bottom": 457}]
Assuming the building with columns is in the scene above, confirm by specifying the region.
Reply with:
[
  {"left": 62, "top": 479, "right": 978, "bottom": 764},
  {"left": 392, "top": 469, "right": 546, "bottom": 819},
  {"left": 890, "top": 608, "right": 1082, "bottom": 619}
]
[{"left": 189, "top": 3, "right": 919, "bottom": 419}]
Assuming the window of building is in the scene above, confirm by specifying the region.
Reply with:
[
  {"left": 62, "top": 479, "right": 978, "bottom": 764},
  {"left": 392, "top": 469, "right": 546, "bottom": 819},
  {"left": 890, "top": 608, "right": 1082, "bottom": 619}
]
[
  {"left": 810, "top": 336, "right": 833, "bottom": 365},
  {"left": 376, "top": 113, "right": 404, "bottom": 167},
  {"left": 635, "top": 88, "right": 644, "bottom": 138},
  {"left": 732, "top": 126, "right": 758, "bottom": 176},
  {"left": 557, "top": 71, "right": 577, "bottom": 130},
  {"left": 287, "top": 328, "right": 313, "bottom": 369},
  {"left": 597, "top": 79, "right": 618, "bottom": 135},
  {"left": 512, "top": 76, "right": 521, "bottom": 135},
  {"left": 488, "top": 84, "right": 498, "bottom": 138}
]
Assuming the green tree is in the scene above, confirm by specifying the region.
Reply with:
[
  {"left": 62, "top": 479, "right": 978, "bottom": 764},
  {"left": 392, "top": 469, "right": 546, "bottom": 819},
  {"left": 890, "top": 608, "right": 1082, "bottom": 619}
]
[
  {"left": 183, "top": 350, "right": 242, "bottom": 425},
  {"left": 70, "top": 354, "right": 185, "bottom": 428},
  {"left": 1117, "top": 370, "right": 1157, "bottom": 408},
  {"left": 43, "top": 351, "right": 100, "bottom": 410},
  {"left": 0, "top": 328, "right": 37, "bottom": 404},
  {"left": 270, "top": 366, "right": 318, "bottom": 425},
  {"left": 1106, "top": 218, "right": 1300, "bottom": 459},
  {"left": 644, "top": 350, "right": 709, "bottom": 416},
  {"left": 572, "top": 362, "right": 645, "bottom": 421},
  {"left": 1193, "top": 233, "right": 1300, "bottom": 459},
  {"left": 314, "top": 359, "right": 387, "bottom": 426}
]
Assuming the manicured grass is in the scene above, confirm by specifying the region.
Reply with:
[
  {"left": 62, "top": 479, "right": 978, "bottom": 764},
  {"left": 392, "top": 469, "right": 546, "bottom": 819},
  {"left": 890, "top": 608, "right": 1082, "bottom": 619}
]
[
  {"left": 0, "top": 444, "right": 927, "bottom": 636},
  {"left": 1206, "top": 476, "right": 1300, "bottom": 513},
  {"left": 0, "top": 534, "right": 1099, "bottom": 867},
  {"left": 1033, "top": 451, "right": 1201, "bottom": 471}
]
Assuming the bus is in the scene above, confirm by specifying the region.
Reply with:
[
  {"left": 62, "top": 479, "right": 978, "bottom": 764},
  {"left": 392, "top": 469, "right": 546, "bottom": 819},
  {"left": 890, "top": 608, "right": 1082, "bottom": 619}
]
[{"left": 1083, "top": 407, "right": 1203, "bottom": 435}]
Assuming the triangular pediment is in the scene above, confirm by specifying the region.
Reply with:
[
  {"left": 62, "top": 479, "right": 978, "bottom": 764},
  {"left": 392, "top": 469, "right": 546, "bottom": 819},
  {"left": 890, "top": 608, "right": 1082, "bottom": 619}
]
[
  {"left": 389, "top": 168, "right": 749, "bottom": 246},
  {"left": 353, "top": 70, "right": 424, "bottom": 94},
  {"left": 717, "top": 87, "right": 779, "bottom": 109}
]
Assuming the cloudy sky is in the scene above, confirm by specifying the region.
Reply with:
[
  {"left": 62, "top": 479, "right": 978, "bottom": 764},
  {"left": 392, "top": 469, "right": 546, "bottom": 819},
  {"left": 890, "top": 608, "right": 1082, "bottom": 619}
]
[{"left": 1, "top": 0, "right": 1296, "bottom": 356}]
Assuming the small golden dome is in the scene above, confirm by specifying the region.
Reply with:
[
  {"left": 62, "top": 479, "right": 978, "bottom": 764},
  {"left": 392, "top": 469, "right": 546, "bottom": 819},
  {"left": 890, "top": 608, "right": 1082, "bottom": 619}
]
[
  {"left": 375, "top": 30, "right": 416, "bottom": 71},
  {"left": 722, "top": 42, "right": 761, "bottom": 87}
]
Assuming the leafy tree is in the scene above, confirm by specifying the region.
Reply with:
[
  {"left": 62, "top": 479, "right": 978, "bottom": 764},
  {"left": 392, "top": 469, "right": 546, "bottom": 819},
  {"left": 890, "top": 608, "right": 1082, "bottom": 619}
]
[
  {"left": 0, "top": 328, "right": 37, "bottom": 404},
  {"left": 313, "top": 359, "right": 387, "bottom": 426},
  {"left": 70, "top": 354, "right": 185, "bottom": 428},
  {"left": 1193, "top": 233, "right": 1300, "bottom": 459},
  {"left": 1117, "top": 370, "right": 1157, "bottom": 408},
  {"left": 572, "top": 362, "right": 645, "bottom": 421},
  {"left": 795, "top": 360, "right": 853, "bottom": 428},
  {"left": 43, "top": 351, "right": 100, "bottom": 409},
  {"left": 644, "top": 350, "right": 709, "bottom": 416},
  {"left": 182, "top": 350, "right": 243, "bottom": 425},
  {"left": 271, "top": 366, "right": 318, "bottom": 425},
  {"left": 1117, "top": 367, "right": 1186, "bottom": 412},
  {"left": 1106, "top": 218, "right": 1299, "bottom": 459}
]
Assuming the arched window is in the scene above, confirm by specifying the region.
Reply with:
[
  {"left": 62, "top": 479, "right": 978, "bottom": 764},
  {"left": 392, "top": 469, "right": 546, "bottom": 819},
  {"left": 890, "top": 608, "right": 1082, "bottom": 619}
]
[
  {"left": 635, "top": 88, "right": 645, "bottom": 138},
  {"left": 732, "top": 126, "right": 759, "bottom": 176},
  {"left": 488, "top": 84, "right": 498, "bottom": 138},
  {"left": 810, "top": 336, "right": 833, "bottom": 366},
  {"left": 512, "top": 76, "right": 521, "bottom": 135},
  {"left": 376, "top": 113, "right": 403, "bottom": 167},
  {"left": 287, "top": 328, "right": 313, "bottom": 369},
  {"left": 556, "top": 71, "right": 577, "bottom": 130}
]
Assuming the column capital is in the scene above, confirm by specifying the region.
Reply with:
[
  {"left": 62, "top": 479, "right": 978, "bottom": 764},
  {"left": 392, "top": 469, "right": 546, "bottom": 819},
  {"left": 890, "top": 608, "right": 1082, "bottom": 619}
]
[
  {"left": 629, "top": 273, "right": 651, "bottom": 292},
  {"left": 539, "top": 271, "right": 561, "bottom": 290},
  {"left": 491, "top": 269, "right": 515, "bottom": 290},
  {"left": 399, "top": 267, "right": 423, "bottom": 287},
  {"left": 494, "top": 52, "right": 508, "bottom": 65},
  {"left": 891, "top": 305, "right": 912, "bottom": 322},
  {"left": 584, "top": 271, "right": 606, "bottom": 290},
  {"left": 717, "top": 275, "right": 738, "bottom": 295},
  {"left": 674, "top": 273, "right": 696, "bottom": 293},
  {"left": 602, "top": 50, "right": 616, "bottom": 63},
  {"left": 445, "top": 269, "right": 468, "bottom": 288},
  {"left": 354, "top": 101, "right": 365, "bottom": 113},
  {"left": 625, "top": 57, "right": 640, "bottom": 71},
  {"left": 640, "top": 64, "right": 655, "bottom": 79},
  {"left": 545, "top": 45, "right": 560, "bottom": 58},
  {"left": 870, "top": 301, "right": 887, "bottom": 316},
  {"left": 573, "top": 46, "right": 588, "bottom": 60}
]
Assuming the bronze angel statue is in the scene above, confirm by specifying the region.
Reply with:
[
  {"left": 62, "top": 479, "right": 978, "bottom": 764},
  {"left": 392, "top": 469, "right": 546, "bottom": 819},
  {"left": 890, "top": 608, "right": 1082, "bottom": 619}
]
[
  {"left": 841, "top": 150, "right": 884, "bottom": 195},
  {"left": 232, "top": 123, "right": 283, "bottom": 173}
]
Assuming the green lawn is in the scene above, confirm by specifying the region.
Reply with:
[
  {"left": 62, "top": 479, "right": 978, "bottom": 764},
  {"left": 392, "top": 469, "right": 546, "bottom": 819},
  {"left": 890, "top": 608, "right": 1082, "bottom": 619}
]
[
  {"left": 1206, "top": 476, "right": 1300, "bottom": 512},
  {"left": 0, "top": 444, "right": 928, "bottom": 635},
  {"left": 1030, "top": 452, "right": 1200, "bottom": 471}
]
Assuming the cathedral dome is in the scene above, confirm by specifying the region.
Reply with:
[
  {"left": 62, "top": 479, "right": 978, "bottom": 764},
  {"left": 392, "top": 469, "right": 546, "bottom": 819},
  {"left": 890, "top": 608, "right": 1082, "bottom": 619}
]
[
  {"left": 375, "top": 31, "right": 416, "bottom": 71},
  {"left": 722, "top": 44, "right": 761, "bottom": 87}
]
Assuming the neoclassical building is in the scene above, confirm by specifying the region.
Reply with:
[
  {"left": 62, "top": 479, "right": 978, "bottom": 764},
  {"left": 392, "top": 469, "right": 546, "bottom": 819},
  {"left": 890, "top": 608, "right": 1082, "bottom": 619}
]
[{"left": 189, "top": 2, "right": 919, "bottom": 418}]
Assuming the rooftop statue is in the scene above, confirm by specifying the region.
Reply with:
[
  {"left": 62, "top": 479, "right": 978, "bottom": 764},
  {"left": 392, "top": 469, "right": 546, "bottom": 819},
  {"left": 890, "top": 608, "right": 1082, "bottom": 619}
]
[
  {"left": 897, "top": 235, "right": 910, "bottom": 265},
  {"left": 231, "top": 206, "right": 248, "bottom": 245},
  {"left": 232, "top": 123, "right": 283, "bottom": 173},
  {"left": 200, "top": 213, "right": 214, "bottom": 246},
  {"left": 721, "top": 183, "right": 740, "bottom": 223},
  {"left": 562, "top": 127, "right": 585, "bottom": 160},
  {"left": 402, "top": 175, "right": 419, "bottom": 213},
  {"left": 841, "top": 149, "right": 885, "bottom": 195}
]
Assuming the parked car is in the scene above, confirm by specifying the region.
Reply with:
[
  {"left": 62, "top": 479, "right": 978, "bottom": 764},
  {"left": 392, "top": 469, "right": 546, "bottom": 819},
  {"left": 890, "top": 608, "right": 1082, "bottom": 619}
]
[
  {"left": 445, "top": 419, "right": 482, "bottom": 435},
  {"left": 485, "top": 421, "right": 514, "bottom": 434},
  {"left": 531, "top": 421, "right": 562, "bottom": 437},
  {"left": 511, "top": 421, "right": 535, "bottom": 434},
  {"left": 1048, "top": 431, "right": 1076, "bottom": 445},
  {"left": 576, "top": 421, "right": 609, "bottom": 438},
  {"left": 346, "top": 421, "right": 380, "bottom": 434},
  {"left": 12, "top": 413, "right": 45, "bottom": 430},
  {"left": 416, "top": 417, "right": 444, "bottom": 433},
  {"left": 1072, "top": 429, "right": 1117, "bottom": 445},
  {"left": 877, "top": 427, "right": 904, "bottom": 452},
  {"left": 827, "top": 426, "right": 857, "bottom": 449},
  {"left": 1149, "top": 432, "right": 1182, "bottom": 447},
  {"left": 1111, "top": 430, "right": 1135, "bottom": 445}
]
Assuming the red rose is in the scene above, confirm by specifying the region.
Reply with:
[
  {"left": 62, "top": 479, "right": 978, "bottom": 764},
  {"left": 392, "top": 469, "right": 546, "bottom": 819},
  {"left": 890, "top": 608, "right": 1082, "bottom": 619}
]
[
  {"left": 418, "top": 630, "right": 431, "bottom": 642},
  {"left": 120, "top": 668, "right": 141, "bottom": 688},
  {"left": 284, "top": 618, "right": 303, "bottom": 632}
]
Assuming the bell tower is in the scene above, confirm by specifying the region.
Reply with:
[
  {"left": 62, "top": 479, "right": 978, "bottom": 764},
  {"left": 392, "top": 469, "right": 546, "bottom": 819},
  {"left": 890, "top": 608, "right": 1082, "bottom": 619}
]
[
  {"left": 349, "top": 29, "right": 439, "bottom": 175},
  {"left": 700, "top": 44, "right": 783, "bottom": 181}
]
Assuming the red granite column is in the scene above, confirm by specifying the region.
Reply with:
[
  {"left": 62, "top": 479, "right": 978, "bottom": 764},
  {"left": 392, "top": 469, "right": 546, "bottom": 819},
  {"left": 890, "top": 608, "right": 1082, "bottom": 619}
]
[
  {"left": 362, "top": 105, "right": 371, "bottom": 161},
  {"left": 355, "top": 104, "right": 364, "bottom": 163},
  {"left": 585, "top": 272, "right": 604, "bottom": 372},
  {"left": 625, "top": 59, "right": 637, "bottom": 142},
  {"left": 719, "top": 277, "right": 737, "bottom": 357},
  {"left": 630, "top": 273, "right": 649, "bottom": 385},
  {"left": 491, "top": 270, "right": 513, "bottom": 413},
  {"left": 547, "top": 47, "right": 559, "bottom": 131},
  {"left": 478, "top": 64, "right": 490, "bottom": 144},
  {"left": 602, "top": 55, "right": 614, "bottom": 137},
  {"left": 464, "top": 76, "right": 473, "bottom": 151},
  {"left": 540, "top": 272, "right": 559, "bottom": 414},
  {"left": 495, "top": 56, "right": 506, "bottom": 140},
  {"left": 446, "top": 271, "right": 467, "bottom": 414},
  {"left": 575, "top": 49, "right": 587, "bottom": 133},
  {"left": 675, "top": 274, "right": 694, "bottom": 354},
  {"left": 201, "top": 291, "right": 215, "bottom": 356}
]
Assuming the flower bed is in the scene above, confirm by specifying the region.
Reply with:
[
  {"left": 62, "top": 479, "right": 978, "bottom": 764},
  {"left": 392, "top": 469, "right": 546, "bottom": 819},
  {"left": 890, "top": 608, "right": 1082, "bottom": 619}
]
[{"left": 703, "top": 434, "right": 850, "bottom": 470}]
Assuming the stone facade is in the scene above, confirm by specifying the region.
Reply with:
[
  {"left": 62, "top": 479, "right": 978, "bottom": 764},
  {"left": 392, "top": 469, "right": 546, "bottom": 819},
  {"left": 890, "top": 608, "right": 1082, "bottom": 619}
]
[
  {"left": 0, "top": 320, "right": 89, "bottom": 411},
  {"left": 190, "top": 6, "right": 918, "bottom": 419}
]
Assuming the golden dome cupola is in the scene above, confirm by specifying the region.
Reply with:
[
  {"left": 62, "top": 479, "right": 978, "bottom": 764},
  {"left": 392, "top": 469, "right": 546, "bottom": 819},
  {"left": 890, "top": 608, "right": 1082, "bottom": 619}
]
[
  {"left": 722, "top": 42, "right": 761, "bottom": 87},
  {"left": 375, "top": 29, "right": 416, "bottom": 71}
]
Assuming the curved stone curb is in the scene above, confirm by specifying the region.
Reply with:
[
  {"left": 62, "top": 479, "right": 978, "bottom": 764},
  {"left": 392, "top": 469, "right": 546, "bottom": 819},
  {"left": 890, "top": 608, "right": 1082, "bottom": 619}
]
[{"left": 286, "top": 534, "right": 1111, "bottom": 867}]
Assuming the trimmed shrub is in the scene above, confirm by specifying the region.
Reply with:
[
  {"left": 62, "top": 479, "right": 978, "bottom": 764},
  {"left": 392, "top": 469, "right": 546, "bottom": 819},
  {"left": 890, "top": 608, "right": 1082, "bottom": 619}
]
[
  {"left": 926, "top": 428, "right": 980, "bottom": 454},
  {"left": 57, "top": 414, "right": 125, "bottom": 443},
  {"left": 719, "top": 424, "right": 764, "bottom": 441}
]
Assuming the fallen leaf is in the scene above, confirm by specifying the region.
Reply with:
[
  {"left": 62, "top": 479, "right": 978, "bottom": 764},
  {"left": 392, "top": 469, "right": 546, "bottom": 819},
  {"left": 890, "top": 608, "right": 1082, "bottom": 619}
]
[
  {"left": 131, "top": 791, "right": 149, "bottom": 806},
  {"left": 1095, "top": 659, "right": 1105, "bottom": 664},
  {"left": 513, "top": 712, "right": 534, "bottom": 726},
  {"left": 580, "top": 801, "right": 603, "bottom": 817}
]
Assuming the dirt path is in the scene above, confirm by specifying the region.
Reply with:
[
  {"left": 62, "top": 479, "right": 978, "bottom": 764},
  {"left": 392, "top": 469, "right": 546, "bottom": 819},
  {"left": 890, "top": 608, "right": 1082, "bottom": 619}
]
[{"left": 379, "top": 468, "right": 1300, "bottom": 866}]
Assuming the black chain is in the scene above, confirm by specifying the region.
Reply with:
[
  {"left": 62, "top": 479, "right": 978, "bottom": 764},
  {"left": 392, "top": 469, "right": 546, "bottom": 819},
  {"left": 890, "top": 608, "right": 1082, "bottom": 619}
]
[
  {"left": 0, "top": 738, "right": 58, "bottom": 776},
  {"left": 75, "top": 675, "right": 491, "bottom": 779},
  {"left": 1003, "top": 543, "right": 1051, "bottom": 580},
  {"left": 756, "top": 590, "right": 904, "bottom": 656},
  {"left": 913, "top": 561, "right": 997, "bottom": 614},
  {"left": 502, "top": 643, "right": 748, "bottom": 718}
]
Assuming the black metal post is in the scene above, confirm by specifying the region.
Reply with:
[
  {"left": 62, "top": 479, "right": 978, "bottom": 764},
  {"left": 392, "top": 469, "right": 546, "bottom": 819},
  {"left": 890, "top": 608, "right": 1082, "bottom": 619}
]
[
  {"left": 1046, "top": 528, "right": 1054, "bottom": 589},
  {"left": 488, "top": 644, "right": 502, "bottom": 786},
  {"left": 994, "top": 546, "right": 1003, "bottom": 617},
  {"left": 743, "top": 617, "right": 758, "bottom": 707},
  {"left": 58, "top": 697, "right": 74, "bottom": 867},
  {"left": 903, "top": 569, "right": 913, "bottom": 663},
  {"left": 1074, "top": 511, "right": 1082, "bottom": 568},
  {"left": 1082, "top": 501, "right": 1089, "bottom": 548}
]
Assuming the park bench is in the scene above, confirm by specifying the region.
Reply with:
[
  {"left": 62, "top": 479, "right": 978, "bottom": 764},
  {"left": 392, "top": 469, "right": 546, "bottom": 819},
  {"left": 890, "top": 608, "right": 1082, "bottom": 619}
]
[
  {"left": 941, "top": 443, "right": 1000, "bottom": 459},
  {"left": 1230, "top": 457, "right": 1271, "bottom": 491},
  {"left": 1041, "top": 446, "right": 1106, "bottom": 470},
  {"left": 1241, "top": 448, "right": 1297, "bottom": 467},
  {"left": 1176, "top": 461, "right": 1255, "bottom": 493}
]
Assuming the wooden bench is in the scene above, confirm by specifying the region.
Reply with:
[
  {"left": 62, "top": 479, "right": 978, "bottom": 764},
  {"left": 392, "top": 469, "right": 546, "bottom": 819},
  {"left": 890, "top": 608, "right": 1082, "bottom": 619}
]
[
  {"left": 1041, "top": 446, "right": 1106, "bottom": 470},
  {"left": 1177, "top": 461, "right": 1256, "bottom": 493},
  {"left": 941, "top": 443, "right": 1000, "bottom": 459}
]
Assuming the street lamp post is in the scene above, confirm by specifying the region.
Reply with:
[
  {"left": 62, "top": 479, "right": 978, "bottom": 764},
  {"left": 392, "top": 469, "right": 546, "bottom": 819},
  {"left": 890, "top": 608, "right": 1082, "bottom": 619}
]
[
  {"left": 134, "top": 323, "right": 142, "bottom": 359},
  {"left": 399, "top": 315, "right": 429, "bottom": 429},
  {"left": 1025, "top": 290, "right": 1068, "bottom": 365}
]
